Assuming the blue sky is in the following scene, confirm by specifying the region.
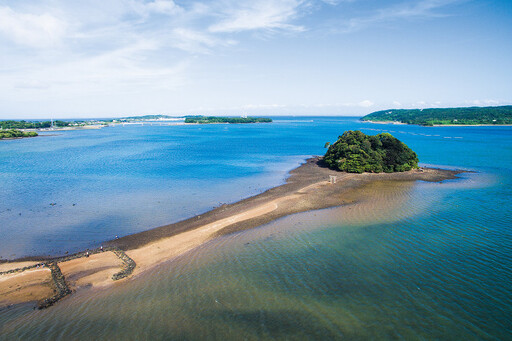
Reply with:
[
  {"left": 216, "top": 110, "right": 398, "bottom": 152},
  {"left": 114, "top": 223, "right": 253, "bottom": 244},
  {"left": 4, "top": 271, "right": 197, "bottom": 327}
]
[{"left": 0, "top": 0, "right": 511, "bottom": 118}]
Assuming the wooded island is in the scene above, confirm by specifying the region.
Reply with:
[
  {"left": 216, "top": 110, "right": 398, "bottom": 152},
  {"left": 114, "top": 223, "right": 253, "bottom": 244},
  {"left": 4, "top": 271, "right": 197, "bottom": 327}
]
[
  {"left": 324, "top": 130, "right": 419, "bottom": 173},
  {"left": 0, "top": 129, "right": 38, "bottom": 140},
  {"left": 184, "top": 116, "right": 272, "bottom": 124}
]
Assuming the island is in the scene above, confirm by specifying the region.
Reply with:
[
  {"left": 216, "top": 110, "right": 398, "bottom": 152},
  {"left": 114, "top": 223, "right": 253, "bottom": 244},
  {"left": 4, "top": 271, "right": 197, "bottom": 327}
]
[
  {"left": 184, "top": 116, "right": 272, "bottom": 124},
  {"left": 323, "top": 130, "right": 418, "bottom": 173},
  {"left": 0, "top": 129, "right": 38, "bottom": 140},
  {"left": 0, "top": 131, "right": 462, "bottom": 309},
  {"left": 361, "top": 105, "right": 512, "bottom": 126}
]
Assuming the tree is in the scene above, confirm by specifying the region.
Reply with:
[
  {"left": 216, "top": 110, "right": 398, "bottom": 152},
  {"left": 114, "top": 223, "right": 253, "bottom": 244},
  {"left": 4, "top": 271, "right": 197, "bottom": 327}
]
[{"left": 324, "top": 131, "right": 418, "bottom": 173}]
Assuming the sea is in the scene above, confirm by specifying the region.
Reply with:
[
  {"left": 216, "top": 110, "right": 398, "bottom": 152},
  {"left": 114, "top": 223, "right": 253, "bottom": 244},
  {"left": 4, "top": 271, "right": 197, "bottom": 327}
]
[{"left": 0, "top": 117, "right": 511, "bottom": 339}]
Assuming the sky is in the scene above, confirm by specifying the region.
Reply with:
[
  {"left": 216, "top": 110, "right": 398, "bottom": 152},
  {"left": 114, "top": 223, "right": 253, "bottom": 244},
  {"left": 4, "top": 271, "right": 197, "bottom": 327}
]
[{"left": 0, "top": 0, "right": 511, "bottom": 118}]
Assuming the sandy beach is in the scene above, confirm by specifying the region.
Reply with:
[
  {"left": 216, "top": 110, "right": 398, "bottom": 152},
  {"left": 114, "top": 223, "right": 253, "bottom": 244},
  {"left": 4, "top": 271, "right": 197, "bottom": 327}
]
[{"left": 0, "top": 158, "right": 463, "bottom": 308}]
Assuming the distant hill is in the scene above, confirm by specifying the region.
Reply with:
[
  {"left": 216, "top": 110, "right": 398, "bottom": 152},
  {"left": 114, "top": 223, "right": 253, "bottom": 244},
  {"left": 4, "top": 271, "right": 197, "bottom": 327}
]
[
  {"left": 361, "top": 106, "right": 512, "bottom": 126},
  {"left": 184, "top": 116, "right": 272, "bottom": 124},
  {"left": 323, "top": 130, "right": 418, "bottom": 173}
]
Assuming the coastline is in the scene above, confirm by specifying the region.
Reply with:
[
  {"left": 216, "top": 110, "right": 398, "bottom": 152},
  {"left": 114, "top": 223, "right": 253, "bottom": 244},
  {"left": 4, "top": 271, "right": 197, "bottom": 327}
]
[
  {"left": 363, "top": 120, "right": 512, "bottom": 127},
  {"left": 0, "top": 158, "right": 463, "bottom": 308},
  {"left": 0, "top": 136, "right": 38, "bottom": 141}
]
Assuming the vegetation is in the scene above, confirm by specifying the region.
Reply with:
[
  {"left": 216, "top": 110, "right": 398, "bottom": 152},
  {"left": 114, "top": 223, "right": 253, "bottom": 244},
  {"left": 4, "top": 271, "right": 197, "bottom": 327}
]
[
  {"left": 323, "top": 130, "right": 418, "bottom": 173},
  {"left": 0, "top": 129, "right": 38, "bottom": 140},
  {"left": 111, "top": 115, "right": 175, "bottom": 121},
  {"left": 361, "top": 106, "right": 512, "bottom": 126},
  {"left": 0, "top": 120, "right": 71, "bottom": 129},
  {"left": 184, "top": 116, "right": 272, "bottom": 124}
]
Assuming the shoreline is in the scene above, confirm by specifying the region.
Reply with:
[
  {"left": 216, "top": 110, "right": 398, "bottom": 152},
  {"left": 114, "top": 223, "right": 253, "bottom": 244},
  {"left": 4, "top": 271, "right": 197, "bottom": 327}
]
[
  {"left": 363, "top": 120, "right": 512, "bottom": 127},
  {"left": 0, "top": 158, "right": 464, "bottom": 308},
  {"left": 0, "top": 136, "right": 38, "bottom": 141}
]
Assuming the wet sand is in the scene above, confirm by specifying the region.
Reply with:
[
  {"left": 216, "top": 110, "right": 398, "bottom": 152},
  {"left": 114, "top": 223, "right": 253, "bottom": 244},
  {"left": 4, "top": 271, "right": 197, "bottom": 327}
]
[{"left": 0, "top": 158, "right": 463, "bottom": 308}]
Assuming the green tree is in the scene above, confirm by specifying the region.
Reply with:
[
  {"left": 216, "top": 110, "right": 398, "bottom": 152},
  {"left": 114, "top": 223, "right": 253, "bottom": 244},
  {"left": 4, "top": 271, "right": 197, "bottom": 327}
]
[{"left": 324, "top": 131, "right": 418, "bottom": 173}]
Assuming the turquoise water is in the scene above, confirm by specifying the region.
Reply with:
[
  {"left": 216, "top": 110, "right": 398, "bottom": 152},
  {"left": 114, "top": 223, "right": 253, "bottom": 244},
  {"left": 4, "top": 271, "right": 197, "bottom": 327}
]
[{"left": 1, "top": 117, "right": 511, "bottom": 339}]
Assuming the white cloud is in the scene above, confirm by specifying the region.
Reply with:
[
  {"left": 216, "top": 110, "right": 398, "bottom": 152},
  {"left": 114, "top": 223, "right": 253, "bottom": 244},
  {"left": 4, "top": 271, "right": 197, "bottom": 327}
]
[
  {"left": 209, "top": 0, "right": 307, "bottom": 33},
  {"left": 0, "top": 6, "right": 67, "bottom": 48},
  {"left": 241, "top": 103, "right": 287, "bottom": 109},
  {"left": 2, "top": 38, "right": 189, "bottom": 98},
  {"left": 468, "top": 99, "right": 501, "bottom": 106},
  {"left": 170, "top": 28, "right": 236, "bottom": 53},
  {"left": 145, "top": 0, "right": 182, "bottom": 15},
  {"left": 340, "top": 0, "right": 462, "bottom": 33},
  {"left": 358, "top": 100, "right": 374, "bottom": 107},
  {"left": 130, "top": 0, "right": 182, "bottom": 16}
]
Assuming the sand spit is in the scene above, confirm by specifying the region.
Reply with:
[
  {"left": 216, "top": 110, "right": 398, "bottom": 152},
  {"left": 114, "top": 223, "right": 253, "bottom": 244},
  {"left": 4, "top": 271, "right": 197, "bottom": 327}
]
[{"left": 0, "top": 158, "right": 463, "bottom": 308}]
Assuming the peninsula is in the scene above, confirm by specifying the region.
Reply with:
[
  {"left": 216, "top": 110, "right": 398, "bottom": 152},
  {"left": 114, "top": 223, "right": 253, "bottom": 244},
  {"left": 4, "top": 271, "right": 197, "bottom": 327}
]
[{"left": 361, "top": 105, "right": 512, "bottom": 126}]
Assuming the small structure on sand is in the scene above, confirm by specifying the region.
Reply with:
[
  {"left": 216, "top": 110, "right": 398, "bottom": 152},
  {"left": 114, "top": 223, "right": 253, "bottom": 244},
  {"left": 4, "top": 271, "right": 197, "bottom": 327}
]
[{"left": 329, "top": 175, "right": 337, "bottom": 184}]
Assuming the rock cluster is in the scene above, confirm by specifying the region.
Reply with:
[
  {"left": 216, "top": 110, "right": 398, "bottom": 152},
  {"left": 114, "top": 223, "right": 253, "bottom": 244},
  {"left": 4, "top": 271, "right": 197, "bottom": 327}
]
[
  {"left": 1, "top": 246, "right": 137, "bottom": 309},
  {"left": 111, "top": 249, "right": 136, "bottom": 280},
  {"left": 38, "top": 262, "right": 72, "bottom": 309}
]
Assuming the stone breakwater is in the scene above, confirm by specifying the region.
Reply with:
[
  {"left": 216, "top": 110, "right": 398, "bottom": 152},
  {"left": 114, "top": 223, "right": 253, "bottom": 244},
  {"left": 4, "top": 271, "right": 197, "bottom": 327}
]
[
  {"left": 38, "top": 262, "right": 72, "bottom": 309},
  {"left": 0, "top": 247, "right": 136, "bottom": 309},
  {"left": 111, "top": 249, "right": 137, "bottom": 280},
  {"left": 0, "top": 262, "right": 46, "bottom": 276}
]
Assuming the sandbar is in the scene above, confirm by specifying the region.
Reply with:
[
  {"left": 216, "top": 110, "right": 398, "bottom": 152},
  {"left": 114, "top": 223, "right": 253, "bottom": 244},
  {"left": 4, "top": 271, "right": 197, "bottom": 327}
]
[{"left": 0, "top": 157, "right": 463, "bottom": 308}]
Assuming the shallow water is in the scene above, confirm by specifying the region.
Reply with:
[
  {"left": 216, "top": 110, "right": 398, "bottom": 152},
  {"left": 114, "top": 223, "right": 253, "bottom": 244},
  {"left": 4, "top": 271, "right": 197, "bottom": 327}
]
[{"left": 1, "top": 117, "right": 511, "bottom": 339}]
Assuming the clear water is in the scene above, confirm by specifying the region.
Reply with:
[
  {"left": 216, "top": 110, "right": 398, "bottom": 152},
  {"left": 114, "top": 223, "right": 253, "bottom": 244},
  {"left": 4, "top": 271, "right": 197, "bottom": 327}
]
[{"left": 1, "top": 117, "right": 511, "bottom": 339}]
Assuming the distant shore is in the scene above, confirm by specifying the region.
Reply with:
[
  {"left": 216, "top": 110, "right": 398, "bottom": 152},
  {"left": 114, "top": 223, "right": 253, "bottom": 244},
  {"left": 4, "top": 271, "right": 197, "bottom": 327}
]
[
  {"left": 0, "top": 158, "right": 463, "bottom": 308},
  {"left": 21, "top": 124, "right": 106, "bottom": 132},
  {"left": 364, "top": 120, "right": 512, "bottom": 127}
]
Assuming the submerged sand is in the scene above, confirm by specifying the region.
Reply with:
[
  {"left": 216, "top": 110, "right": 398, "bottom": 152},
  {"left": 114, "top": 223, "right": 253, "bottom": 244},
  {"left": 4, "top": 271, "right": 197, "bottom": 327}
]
[{"left": 0, "top": 158, "right": 463, "bottom": 308}]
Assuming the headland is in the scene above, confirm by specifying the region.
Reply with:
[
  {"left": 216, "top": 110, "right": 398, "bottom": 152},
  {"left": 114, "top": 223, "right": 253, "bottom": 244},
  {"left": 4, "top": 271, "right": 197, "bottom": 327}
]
[{"left": 0, "top": 158, "right": 463, "bottom": 309}]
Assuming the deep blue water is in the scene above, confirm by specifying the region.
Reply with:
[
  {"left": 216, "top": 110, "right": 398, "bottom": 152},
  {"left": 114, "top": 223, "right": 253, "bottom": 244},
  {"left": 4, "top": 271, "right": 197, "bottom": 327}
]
[{"left": 1, "top": 117, "right": 511, "bottom": 339}]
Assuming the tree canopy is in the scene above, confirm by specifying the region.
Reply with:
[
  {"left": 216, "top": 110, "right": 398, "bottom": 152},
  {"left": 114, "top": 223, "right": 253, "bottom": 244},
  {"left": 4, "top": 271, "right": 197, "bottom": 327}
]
[
  {"left": 0, "top": 120, "right": 70, "bottom": 129},
  {"left": 0, "top": 129, "right": 38, "bottom": 140},
  {"left": 323, "top": 130, "right": 419, "bottom": 173}
]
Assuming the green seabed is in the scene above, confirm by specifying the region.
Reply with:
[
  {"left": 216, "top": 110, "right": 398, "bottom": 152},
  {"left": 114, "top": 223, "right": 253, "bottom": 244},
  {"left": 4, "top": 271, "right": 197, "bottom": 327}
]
[{"left": 1, "top": 174, "right": 510, "bottom": 340}]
